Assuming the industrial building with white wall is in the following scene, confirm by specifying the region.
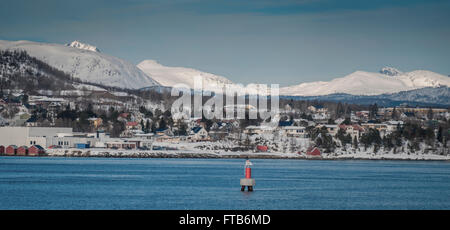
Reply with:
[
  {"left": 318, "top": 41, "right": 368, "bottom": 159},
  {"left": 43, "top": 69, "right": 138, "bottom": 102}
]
[{"left": 0, "top": 127, "right": 152, "bottom": 150}]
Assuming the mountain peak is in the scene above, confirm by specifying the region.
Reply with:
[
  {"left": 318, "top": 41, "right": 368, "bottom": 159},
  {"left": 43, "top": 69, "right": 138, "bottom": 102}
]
[
  {"left": 66, "top": 40, "right": 100, "bottom": 52},
  {"left": 139, "top": 60, "right": 163, "bottom": 67},
  {"left": 379, "top": 67, "right": 402, "bottom": 76}
]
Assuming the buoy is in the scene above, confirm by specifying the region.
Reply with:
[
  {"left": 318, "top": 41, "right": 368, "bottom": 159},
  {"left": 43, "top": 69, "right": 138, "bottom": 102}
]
[{"left": 240, "top": 158, "right": 255, "bottom": 192}]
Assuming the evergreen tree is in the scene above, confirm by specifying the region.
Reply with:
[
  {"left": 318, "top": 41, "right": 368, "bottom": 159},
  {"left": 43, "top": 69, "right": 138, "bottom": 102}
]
[
  {"left": 145, "top": 119, "right": 151, "bottom": 133},
  {"left": 391, "top": 107, "right": 398, "bottom": 120},
  {"left": 427, "top": 108, "right": 433, "bottom": 120},
  {"left": 353, "top": 136, "right": 358, "bottom": 149},
  {"left": 437, "top": 126, "right": 443, "bottom": 143}
]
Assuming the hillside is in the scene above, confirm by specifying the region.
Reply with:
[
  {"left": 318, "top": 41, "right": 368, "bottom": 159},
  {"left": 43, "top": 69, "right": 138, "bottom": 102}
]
[
  {"left": 137, "top": 60, "right": 234, "bottom": 91},
  {"left": 0, "top": 40, "right": 160, "bottom": 89},
  {"left": 0, "top": 50, "right": 75, "bottom": 92}
]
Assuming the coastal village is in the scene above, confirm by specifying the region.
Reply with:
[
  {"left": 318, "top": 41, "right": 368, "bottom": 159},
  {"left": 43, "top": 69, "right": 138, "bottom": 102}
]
[{"left": 0, "top": 89, "right": 449, "bottom": 160}]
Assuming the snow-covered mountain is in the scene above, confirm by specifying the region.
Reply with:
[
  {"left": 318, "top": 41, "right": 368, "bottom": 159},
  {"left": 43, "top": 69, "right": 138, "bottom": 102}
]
[
  {"left": 0, "top": 40, "right": 160, "bottom": 89},
  {"left": 282, "top": 87, "right": 450, "bottom": 106},
  {"left": 281, "top": 68, "right": 450, "bottom": 96},
  {"left": 137, "top": 60, "right": 235, "bottom": 91},
  {"left": 66, "top": 40, "right": 100, "bottom": 52}
]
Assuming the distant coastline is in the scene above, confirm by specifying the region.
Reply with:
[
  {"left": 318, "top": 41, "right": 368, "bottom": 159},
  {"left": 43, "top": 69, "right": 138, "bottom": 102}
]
[{"left": 3, "top": 148, "right": 446, "bottom": 161}]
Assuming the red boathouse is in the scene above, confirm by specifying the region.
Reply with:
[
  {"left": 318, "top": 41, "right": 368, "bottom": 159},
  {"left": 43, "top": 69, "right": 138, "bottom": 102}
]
[
  {"left": 5, "top": 145, "right": 18, "bottom": 155},
  {"left": 306, "top": 147, "right": 321, "bottom": 156},
  {"left": 256, "top": 145, "right": 268, "bottom": 152},
  {"left": 17, "top": 146, "right": 28, "bottom": 156},
  {"left": 28, "top": 145, "right": 45, "bottom": 156}
]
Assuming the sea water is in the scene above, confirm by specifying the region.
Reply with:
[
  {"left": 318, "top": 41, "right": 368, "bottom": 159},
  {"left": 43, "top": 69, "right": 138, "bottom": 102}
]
[{"left": 0, "top": 156, "right": 449, "bottom": 210}]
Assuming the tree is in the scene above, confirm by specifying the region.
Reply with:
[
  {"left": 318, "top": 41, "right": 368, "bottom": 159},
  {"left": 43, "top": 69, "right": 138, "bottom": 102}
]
[
  {"left": 336, "top": 128, "right": 351, "bottom": 146},
  {"left": 391, "top": 107, "right": 398, "bottom": 120},
  {"left": 140, "top": 120, "right": 145, "bottom": 132},
  {"left": 353, "top": 136, "right": 358, "bottom": 149},
  {"left": 158, "top": 117, "right": 167, "bottom": 130},
  {"left": 145, "top": 119, "right": 151, "bottom": 133},
  {"left": 437, "top": 126, "right": 443, "bottom": 143},
  {"left": 177, "top": 122, "right": 188, "bottom": 136},
  {"left": 151, "top": 122, "right": 157, "bottom": 134},
  {"left": 342, "top": 118, "right": 351, "bottom": 125},
  {"left": 335, "top": 102, "right": 345, "bottom": 118},
  {"left": 369, "top": 103, "right": 378, "bottom": 119},
  {"left": 360, "top": 128, "right": 382, "bottom": 150},
  {"left": 21, "top": 94, "right": 29, "bottom": 106},
  {"left": 427, "top": 108, "right": 433, "bottom": 120},
  {"left": 111, "top": 121, "right": 125, "bottom": 137}
]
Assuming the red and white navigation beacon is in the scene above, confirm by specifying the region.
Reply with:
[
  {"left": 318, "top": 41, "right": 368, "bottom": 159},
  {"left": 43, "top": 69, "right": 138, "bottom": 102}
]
[{"left": 240, "top": 158, "right": 255, "bottom": 192}]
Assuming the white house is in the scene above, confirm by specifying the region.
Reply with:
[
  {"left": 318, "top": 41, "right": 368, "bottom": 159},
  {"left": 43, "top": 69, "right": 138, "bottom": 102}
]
[
  {"left": 244, "top": 125, "right": 275, "bottom": 135},
  {"left": 282, "top": 126, "right": 308, "bottom": 138},
  {"left": 190, "top": 126, "right": 209, "bottom": 141}
]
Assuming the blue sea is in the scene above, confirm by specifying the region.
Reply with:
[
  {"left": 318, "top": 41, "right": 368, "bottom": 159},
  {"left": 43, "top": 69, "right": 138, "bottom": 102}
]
[{"left": 0, "top": 156, "right": 449, "bottom": 210}]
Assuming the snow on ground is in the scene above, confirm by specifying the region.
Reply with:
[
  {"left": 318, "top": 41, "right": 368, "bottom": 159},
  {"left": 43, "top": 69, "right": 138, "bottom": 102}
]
[
  {"left": 72, "top": 83, "right": 107, "bottom": 91},
  {"left": 46, "top": 148, "right": 300, "bottom": 159},
  {"left": 45, "top": 141, "right": 450, "bottom": 161}
]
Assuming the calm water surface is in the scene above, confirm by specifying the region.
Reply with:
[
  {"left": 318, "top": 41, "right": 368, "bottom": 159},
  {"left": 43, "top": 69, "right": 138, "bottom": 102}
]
[{"left": 0, "top": 156, "right": 449, "bottom": 209}]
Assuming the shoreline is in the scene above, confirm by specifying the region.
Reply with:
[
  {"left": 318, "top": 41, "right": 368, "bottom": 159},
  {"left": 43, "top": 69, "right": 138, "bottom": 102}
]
[{"left": 2, "top": 148, "right": 448, "bottom": 162}]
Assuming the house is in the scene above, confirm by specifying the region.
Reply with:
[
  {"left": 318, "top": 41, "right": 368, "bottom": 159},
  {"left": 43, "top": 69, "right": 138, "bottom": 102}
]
[
  {"left": 5, "top": 145, "right": 18, "bottom": 155},
  {"left": 318, "top": 124, "right": 339, "bottom": 136},
  {"left": 88, "top": 117, "right": 103, "bottom": 128},
  {"left": 355, "top": 111, "right": 370, "bottom": 119},
  {"left": 126, "top": 121, "right": 141, "bottom": 130},
  {"left": 25, "top": 116, "right": 38, "bottom": 127},
  {"left": 190, "top": 126, "right": 209, "bottom": 141},
  {"left": 244, "top": 125, "right": 274, "bottom": 135},
  {"left": 17, "top": 146, "right": 28, "bottom": 156},
  {"left": 256, "top": 145, "right": 268, "bottom": 152},
  {"left": 361, "top": 123, "right": 388, "bottom": 137},
  {"left": 384, "top": 120, "right": 404, "bottom": 133},
  {"left": 338, "top": 124, "right": 365, "bottom": 141},
  {"left": 119, "top": 113, "right": 130, "bottom": 120},
  {"left": 75, "top": 143, "right": 90, "bottom": 149},
  {"left": 208, "top": 130, "right": 228, "bottom": 141},
  {"left": 155, "top": 128, "right": 173, "bottom": 136},
  {"left": 282, "top": 126, "right": 308, "bottom": 138},
  {"left": 28, "top": 145, "right": 45, "bottom": 156},
  {"left": 312, "top": 112, "right": 330, "bottom": 122},
  {"left": 105, "top": 141, "right": 137, "bottom": 149},
  {"left": 306, "top": 147, "right": 321, "bottom": 156},
  {"left": 308, "top": 105, "right": 327, "bottom": 113},
  {"left": 0, "top": 145, "right": 4, "bottom": 155},
  {"left": 119, "top": 121, "right": 143, "bottom": 137},
  {"left": 279, "top": 120, "right": 294, "bottom": 127}
]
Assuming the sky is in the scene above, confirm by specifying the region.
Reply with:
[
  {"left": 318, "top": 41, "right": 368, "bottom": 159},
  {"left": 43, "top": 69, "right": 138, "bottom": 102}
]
[{"left": 1, "top": 0, "right": 449, "bottom": 86}]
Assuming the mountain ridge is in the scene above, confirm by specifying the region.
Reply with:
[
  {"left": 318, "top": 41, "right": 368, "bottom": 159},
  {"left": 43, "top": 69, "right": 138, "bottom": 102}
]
[
  {"left": 137, "top": 59, "right": 234, "bottom": 91},
  {"left": 281, "top": 68, "right": 450, "bottom": 96}
]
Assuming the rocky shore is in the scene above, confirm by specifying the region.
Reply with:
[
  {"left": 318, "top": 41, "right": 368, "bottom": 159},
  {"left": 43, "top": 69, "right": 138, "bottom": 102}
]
[{"left": 42, "top": 148, "right": 450, "bottom": 161}]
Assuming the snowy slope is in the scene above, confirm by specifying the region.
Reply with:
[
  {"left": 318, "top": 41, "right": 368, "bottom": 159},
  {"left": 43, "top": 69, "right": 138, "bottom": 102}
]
[
  {"left": 281, "top": 68, "right": 450, "bottom": 96},
  {"left": 137, "top": 60, "right": 234, "bottom": 90},
  {"left": 0, "top": 40, "right": 160, "bottom": 89}
]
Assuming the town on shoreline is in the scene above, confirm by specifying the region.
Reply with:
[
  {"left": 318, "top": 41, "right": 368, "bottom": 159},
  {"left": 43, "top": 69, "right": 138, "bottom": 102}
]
[{"left": 1, "top": 85, "right": 449, "bottom": 160}]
